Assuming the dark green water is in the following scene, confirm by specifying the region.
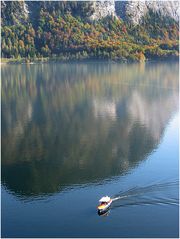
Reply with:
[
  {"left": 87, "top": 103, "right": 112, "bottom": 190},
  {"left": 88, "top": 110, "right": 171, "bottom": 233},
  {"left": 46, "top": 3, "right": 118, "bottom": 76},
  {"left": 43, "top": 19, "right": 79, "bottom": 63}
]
[{"left": 1, "top": 61, "right": 179, "bottom": 238}]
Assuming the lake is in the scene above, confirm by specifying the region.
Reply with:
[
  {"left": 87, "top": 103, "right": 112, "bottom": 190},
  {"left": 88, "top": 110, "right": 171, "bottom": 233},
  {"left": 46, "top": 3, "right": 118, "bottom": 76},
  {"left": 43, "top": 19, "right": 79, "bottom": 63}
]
[{"left": 1, "top": 61, "right": 179, "bottom": 238}]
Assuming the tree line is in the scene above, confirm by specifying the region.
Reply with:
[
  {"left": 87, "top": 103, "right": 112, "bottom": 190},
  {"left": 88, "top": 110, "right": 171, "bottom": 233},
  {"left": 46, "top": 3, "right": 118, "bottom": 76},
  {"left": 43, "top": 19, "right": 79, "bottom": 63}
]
[{"left": 1, "top": 8, "right": 179, "bottom": 62}]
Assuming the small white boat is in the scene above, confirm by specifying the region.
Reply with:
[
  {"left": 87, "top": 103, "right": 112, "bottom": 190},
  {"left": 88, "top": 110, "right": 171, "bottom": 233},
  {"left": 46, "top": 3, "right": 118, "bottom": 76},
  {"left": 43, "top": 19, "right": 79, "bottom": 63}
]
[{"left": 97, "top": 196, "right": 112, "bottom": 214}]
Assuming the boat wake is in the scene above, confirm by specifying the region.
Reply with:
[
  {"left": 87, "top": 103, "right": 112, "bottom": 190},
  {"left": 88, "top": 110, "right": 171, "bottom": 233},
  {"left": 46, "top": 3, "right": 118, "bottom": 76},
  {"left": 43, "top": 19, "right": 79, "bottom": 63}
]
[{"left": 111, "top": 181, "right": 178, "bottom": 207}]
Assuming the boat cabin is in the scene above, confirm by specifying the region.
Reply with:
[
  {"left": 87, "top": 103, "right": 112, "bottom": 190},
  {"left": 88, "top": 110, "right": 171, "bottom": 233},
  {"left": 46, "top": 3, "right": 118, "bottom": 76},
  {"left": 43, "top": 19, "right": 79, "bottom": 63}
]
[{"left": 99, "top": 196, "right": 111, "bottom": 205}]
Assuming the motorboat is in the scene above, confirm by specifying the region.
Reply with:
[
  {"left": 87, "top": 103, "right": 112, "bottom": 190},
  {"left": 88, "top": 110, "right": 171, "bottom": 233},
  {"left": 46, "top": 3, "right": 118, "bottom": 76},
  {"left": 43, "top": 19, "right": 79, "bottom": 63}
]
[
  {"left": 98, "top": 210, "right": 110, "bottom": 217},
  {"left": 97, "top": 196, "right": 112, "bottom": 214}
]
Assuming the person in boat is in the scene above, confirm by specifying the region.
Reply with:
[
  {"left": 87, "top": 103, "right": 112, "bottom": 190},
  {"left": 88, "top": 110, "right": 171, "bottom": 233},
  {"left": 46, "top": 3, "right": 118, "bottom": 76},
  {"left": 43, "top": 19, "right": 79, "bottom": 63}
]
[{"left": 100, "top": 201, "right": 107, "bottom": 206}]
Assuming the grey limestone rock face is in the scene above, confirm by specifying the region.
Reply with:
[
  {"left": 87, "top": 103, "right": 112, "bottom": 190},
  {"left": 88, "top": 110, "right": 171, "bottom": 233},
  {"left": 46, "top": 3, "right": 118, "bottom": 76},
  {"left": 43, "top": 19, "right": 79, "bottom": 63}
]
[
  {"left": 127, "top": 1, "right": 179, "bottom": 24},
  {"left": 1, "top": 0, "right": 179, "bottom": 25},
  {"left": 146, "top": 1, "right": 179, "bottom": 22},
  {"left": 90, "top": 0, "right": 117, "bottom": 20},
  {"left": 1, "top": 0, "right": 29, "bottom": 25},
  {"left": 115, "top": 1, "right": 149, "bottom": 24},
  {"left": 92, "top": 0, "right": 179, "bottom": 24}
]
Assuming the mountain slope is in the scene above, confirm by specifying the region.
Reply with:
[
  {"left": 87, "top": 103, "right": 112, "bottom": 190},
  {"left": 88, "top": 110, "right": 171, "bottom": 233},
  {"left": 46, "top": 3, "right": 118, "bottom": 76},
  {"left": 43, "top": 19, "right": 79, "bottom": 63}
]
[{"left": 1, "top": 1, "right": 179, "bottom": 62}]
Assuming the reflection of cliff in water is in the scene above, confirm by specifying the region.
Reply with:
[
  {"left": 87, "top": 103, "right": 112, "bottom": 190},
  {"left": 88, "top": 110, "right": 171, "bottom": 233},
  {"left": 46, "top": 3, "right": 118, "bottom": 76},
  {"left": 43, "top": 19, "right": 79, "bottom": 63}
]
[{"left": 1, "top": 62, "right": 179, "bottom": 198}]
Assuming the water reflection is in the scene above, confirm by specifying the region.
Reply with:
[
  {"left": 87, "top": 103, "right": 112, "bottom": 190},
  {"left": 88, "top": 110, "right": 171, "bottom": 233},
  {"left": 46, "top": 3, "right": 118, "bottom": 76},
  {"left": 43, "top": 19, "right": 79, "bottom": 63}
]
[{"left": 1, "top": 62, "right": 179, "bottom": 198}]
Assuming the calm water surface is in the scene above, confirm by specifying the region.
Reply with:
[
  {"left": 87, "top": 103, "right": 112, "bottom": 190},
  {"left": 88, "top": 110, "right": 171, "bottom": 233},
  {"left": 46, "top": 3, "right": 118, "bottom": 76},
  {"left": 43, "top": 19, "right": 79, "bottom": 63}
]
[{"left": 1, "top": 61, "right": 179, "bottom": 237}]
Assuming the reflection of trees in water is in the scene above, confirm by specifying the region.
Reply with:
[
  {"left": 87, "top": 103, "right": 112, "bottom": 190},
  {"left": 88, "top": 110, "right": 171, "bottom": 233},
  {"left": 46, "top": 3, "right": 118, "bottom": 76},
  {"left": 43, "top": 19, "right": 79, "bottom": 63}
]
[{"left": 1, "top": 62, "right": 179, "bottom": 197}]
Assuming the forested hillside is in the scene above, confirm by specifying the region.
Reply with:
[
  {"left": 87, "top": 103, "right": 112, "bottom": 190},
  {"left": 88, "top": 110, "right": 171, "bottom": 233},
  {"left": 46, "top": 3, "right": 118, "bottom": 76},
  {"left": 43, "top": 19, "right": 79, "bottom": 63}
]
[{"left": 1, "top": 1, "right": 179, "bottom": 62}]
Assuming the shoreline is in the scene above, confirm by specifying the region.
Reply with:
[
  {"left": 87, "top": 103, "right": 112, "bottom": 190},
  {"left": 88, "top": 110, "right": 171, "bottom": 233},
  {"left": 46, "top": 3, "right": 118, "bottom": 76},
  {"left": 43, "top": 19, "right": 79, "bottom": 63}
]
[{"left": 1, "top": 55, "right": 179, "bottom": 65}]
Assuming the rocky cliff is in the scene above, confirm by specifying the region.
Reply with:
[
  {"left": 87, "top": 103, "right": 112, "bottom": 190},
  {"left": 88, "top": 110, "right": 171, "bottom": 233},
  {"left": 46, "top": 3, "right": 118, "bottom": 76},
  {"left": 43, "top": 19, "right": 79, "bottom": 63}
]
[
  {"left": 1, "top": 0, "right": 29, "bottom": 25},
  {"left": 91, "top": 0, "right": 179, "bottom": 24},
  {"left": 1, "top": 0, "right": 179, "bottom": 25},
  {"left": 115, "top": 1, "right": 179, "bottom": 24}
]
